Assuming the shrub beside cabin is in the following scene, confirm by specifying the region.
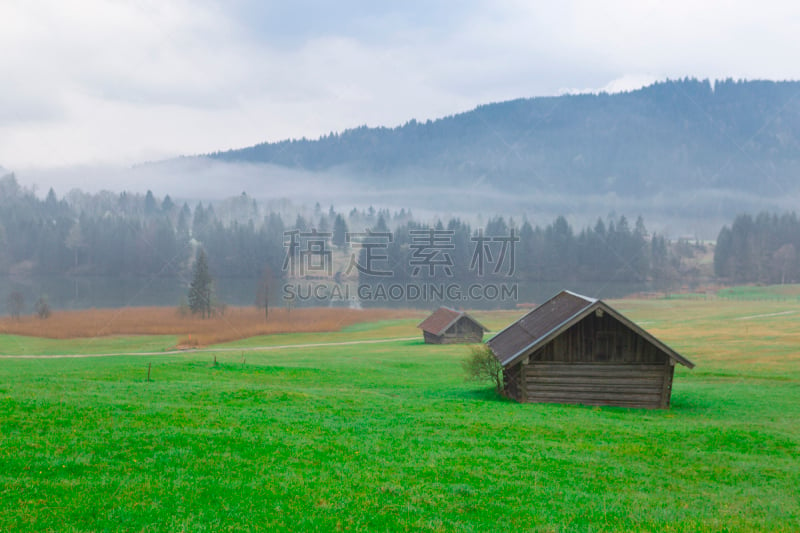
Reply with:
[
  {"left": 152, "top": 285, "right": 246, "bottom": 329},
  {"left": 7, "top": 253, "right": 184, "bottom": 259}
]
[
  {"left": 487, "top": 290, "right": 694, "bottom": 409},
  {"left": 418, "top": 307, "right": 488, "bottom": 344}
]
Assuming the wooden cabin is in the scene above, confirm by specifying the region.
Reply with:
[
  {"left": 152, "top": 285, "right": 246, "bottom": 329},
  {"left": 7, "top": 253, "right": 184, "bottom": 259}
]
[
  {"left": 418, "top": 307, "right": 488, "bottom": 344},
  {"left": 486, "top": 290, "right": 694, "bottom": 409}
]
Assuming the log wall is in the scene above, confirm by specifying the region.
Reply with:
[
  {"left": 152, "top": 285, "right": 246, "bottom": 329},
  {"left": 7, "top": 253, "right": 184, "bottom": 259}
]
[
  {"left": 505, "top": 311, "right": 677, "bottom": 408},
  {"left": 522, "top": 361, "right": 673, "bottom": 408},
  {"left": 423, "top": 317, "right": 484, "bottom": 344}
]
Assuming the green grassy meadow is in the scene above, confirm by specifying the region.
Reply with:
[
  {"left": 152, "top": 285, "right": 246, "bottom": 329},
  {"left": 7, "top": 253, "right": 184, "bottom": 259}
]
[
  {"left": 0, "top": 334, "right": 180, "bottom": 357},
  {"left": 1, "top": 295, "right": 800, "bottom": 531}
]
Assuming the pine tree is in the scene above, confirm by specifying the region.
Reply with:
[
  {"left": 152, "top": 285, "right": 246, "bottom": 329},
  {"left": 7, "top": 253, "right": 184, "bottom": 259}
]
[
  {"left": 177, "top": 203, "right": 191, "bottom": 239},
  {"left": 161, "top": 195, "right": 175, "bottom": 213},
  {"left": 188, "top": 248, "right": 214, "bottom": 318},
  {"left": 332, "top": 214, "right": 348, "bottom": 247},
  {"left": 144, "top": 190, "right": 158, "bottom": 215}
]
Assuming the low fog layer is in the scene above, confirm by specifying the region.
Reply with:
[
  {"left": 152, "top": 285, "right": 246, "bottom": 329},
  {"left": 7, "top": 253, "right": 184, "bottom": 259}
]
[{"left": 9, "top": 157, "right": 797, "bottom": 239}]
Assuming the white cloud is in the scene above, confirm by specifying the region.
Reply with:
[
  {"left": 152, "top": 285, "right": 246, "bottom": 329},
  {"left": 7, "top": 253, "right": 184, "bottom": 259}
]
[{"left": 1, "top": 0, "right": 799, "bottom": 170}]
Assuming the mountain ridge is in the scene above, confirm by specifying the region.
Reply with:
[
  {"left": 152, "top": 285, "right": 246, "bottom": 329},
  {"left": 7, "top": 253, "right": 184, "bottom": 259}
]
[{"left": 207, "top": 78, "right": 800, "bottom": 198}]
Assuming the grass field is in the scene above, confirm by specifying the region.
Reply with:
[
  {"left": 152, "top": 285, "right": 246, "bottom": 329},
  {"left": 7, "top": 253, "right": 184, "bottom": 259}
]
[{"left": 1, "top": 295, "right": 799, "bottom": 531}]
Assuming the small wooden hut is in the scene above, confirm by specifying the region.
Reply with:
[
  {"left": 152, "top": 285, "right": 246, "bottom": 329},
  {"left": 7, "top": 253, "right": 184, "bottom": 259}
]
[
  {"left": 418, "top": 307, "right": 488, "bottom": 344},
  {"left": 486, "top": 290, "right": 694, "bottom": 408}
]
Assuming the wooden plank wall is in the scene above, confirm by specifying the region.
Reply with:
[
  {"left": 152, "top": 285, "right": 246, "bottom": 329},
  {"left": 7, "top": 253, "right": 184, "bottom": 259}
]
[
  {"left": 439, "top": 333, "right": 483, "bottom": 344},
  {"left": 522, "top": 362, "right": 670, "bottom": 408},
  {"left": 423, "top": 324, "right": 482, "bottom": 344},
  {"left": 531, "top": 312, "right": 665, "bottom": 364},
  {"left": 502, "top": 312, "right": 679, "bottom": 408},
  {"left": 440, "top": 318, "right": 484, "bottom": 344},
  {"left": 503, "top": 364, "right": 523, "bottom": 402},
  {"left": 423, "top": 331, "right": 443, "bottom": 344}
]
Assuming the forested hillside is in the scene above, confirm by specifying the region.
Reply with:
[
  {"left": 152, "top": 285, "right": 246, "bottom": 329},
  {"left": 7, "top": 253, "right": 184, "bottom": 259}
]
[{"left": 210, "top": 79, "right": 800, "bottom": 198}]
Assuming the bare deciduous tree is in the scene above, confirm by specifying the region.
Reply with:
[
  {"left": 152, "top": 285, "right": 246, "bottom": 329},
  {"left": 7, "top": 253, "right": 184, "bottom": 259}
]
[
  {"left": 255, "top": 265, "right": 272, "bottom": 320},
  {"left": 6, "top": 291, "right": 24, "bottom": 319},
  {"left": 35, "top": 296, "right": 51, "bottom": 319},
  {"left": 462, "top": 345, "right": 503, "bottom": 393}
]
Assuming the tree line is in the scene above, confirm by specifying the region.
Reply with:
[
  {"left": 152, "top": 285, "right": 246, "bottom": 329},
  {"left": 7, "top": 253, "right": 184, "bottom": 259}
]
[
  {"left": 351, "top": 214, "right": 674, "bottom": 288},
  {"left": 714, "top": 212, "right": 800, "bottom": 284},
  {"left": 2, "top": 172, "right": 683, "bottom": 290}
]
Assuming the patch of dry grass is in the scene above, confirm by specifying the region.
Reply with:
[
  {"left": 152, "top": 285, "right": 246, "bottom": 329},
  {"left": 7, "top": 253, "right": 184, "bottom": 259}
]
[
  {"left": 609, "top": 297, "right": 800, "bottom": 375},
  {"left": 0, "top": 307, "right": 420, "bottom": 347}
]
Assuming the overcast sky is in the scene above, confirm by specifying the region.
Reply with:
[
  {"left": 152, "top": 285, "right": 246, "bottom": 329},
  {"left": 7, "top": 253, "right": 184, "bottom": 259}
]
[{"left": 2, "top": 0, "right": 799, "bottom": 171}]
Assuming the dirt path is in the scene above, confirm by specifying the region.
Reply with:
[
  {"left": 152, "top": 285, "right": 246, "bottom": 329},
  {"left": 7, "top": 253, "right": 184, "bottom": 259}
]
[
  {"left": 734, "top": 310, "right": 796, "bottom": 320},
  {"left": 0, "top": 336, "right": 420, "bottom": 359}
]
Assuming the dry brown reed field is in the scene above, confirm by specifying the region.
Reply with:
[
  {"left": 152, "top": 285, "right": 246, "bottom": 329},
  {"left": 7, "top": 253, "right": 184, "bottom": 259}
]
[{"left": 0, "top": 307, "right": 421, "bottom": 346}]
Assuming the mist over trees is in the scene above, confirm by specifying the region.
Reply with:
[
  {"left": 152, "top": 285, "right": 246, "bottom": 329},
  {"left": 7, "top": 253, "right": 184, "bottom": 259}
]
[
  {"left": 0, "top": 172, "right": 684, "bottom": 291},
  {"left": 11, "top": 165, "right": 800, "bottom": 309}
]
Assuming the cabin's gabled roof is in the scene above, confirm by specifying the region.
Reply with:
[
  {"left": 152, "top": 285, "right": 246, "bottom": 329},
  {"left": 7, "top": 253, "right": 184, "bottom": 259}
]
[
  {"left": 486, "top": 290, "right": 694, "bottom": 369},
  {"left": 418, "top": 307, "right": 488, "bottom": 336}
]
